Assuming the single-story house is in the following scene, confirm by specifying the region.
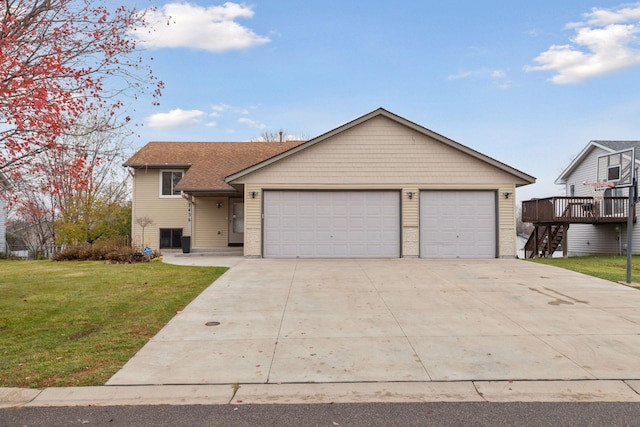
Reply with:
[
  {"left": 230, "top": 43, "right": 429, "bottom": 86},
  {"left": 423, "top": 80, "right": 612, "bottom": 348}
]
[
  {"left": 553, "top": 140, "right": 640, "bottom": 256},
  {"left": 125, "top": 108, "right": 535, "bottom": 258}
]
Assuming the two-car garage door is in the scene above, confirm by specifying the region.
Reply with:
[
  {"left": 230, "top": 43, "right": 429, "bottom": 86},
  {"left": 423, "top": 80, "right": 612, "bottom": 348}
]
[
  {"left": 262, "top": 190, "right": 497, "bottom": 259},
  {"left": 263, "top": 191, "right": 400, "bottom": 258}
]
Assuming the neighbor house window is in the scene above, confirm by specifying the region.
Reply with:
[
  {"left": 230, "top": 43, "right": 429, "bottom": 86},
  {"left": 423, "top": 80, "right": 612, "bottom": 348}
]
[
  {"left": 161, "top": 170, "right": 183, "bottom": 197},
  {"left": 608, "top": 165, "right": 621, "bottom": 182},
  {"left": 569, "top": 184, "right": 575, "bottom": 196}
]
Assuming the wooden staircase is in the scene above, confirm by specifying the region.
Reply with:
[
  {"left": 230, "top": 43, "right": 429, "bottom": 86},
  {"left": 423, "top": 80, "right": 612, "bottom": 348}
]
[{"left": 524, "top": 224, "right": 568, "bottom": 258}]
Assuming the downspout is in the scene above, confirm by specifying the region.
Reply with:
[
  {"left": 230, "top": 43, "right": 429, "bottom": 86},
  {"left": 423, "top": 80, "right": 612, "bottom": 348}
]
[{"left": 128, "top": 167, "right": 136, "bottom": 247}]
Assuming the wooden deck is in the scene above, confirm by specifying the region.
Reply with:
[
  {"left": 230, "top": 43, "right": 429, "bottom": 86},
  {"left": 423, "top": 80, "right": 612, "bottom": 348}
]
[{"left": 522, "top": 196, "right": 631, "bottom": 225}]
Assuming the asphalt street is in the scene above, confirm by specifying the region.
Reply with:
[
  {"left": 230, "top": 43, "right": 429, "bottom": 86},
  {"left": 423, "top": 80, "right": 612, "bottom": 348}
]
[{"left": 2, "top": 402, "right": 640, "bottom": 426}]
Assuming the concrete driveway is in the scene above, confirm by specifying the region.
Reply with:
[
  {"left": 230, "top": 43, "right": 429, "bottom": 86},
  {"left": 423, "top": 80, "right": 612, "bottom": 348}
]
[{"left": 107, "top": 258, "right": 640, "bottom": 386}]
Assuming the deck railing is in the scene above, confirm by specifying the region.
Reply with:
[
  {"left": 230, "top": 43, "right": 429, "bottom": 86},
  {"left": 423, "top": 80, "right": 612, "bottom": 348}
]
[{"left": 522, "top": 197, "right": 630, "bottom": 224}]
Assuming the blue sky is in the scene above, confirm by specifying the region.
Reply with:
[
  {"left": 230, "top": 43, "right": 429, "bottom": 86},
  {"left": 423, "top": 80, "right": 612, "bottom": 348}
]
[{"left": 124, "top": 1, "right": 640, "bottom": 201}]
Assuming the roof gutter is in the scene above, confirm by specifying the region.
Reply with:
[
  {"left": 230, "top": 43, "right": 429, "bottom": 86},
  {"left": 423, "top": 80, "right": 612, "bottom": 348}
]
[
  {"left": 174, "top": 188, "right": 239, "bottom": 194},
  {"left": 124, "top": 163, "right": 193, "bottom": 168}
]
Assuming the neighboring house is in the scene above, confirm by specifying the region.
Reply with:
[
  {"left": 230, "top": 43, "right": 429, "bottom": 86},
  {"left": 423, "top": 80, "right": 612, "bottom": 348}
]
[
  {"left": 5, "top": 220, "right": 56, "bottom": 258},
  {"left": 549, "top": 140, "right": 640, "bottom": 256},
  {"left": 125, "top": 108, "right": 535, "bottom": 259},
  {"left": 0, "top": 171, "right": 8, "bottom": 254}
]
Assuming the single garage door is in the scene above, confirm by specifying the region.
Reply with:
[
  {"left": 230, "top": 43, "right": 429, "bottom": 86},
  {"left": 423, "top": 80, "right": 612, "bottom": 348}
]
[
  {"left": 420, "top": 191, "right": 496, "bottom": 259},
  {"left": 263, "top": 191, "right": 400, "bottom": 258}
]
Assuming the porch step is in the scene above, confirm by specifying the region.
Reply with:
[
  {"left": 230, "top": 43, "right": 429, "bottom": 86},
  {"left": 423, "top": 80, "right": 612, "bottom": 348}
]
[{"left": 176, "top": 247, "right": 244, "bottom": 257}]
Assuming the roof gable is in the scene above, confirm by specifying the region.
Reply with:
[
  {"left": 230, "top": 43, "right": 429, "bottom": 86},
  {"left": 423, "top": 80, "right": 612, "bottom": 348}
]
[
  {"left": 226, "top": 108, "right": 535, "bottom": 185},
  {"left": 555, "top": 140, "right": 640, "bottom": 184}
]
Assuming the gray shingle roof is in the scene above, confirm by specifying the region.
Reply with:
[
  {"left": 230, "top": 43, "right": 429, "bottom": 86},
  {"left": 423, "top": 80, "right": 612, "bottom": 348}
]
[{"left": 593, "top": 141, "right": 640, "bottom": 159}]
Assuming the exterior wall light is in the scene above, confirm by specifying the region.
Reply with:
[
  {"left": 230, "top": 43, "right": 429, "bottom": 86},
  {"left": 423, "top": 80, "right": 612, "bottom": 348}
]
[
  {"left": 503, "top": 192, "right": 512, "bottom": 199},
  {"left": 216, "top": 202, "right": 223, "bottom": 208},
  {"left": 406, "top": 191, "right": 415, "bottom": 200},
  {"left": 250, "top": 191, "right": 258, "bottom": 199}
]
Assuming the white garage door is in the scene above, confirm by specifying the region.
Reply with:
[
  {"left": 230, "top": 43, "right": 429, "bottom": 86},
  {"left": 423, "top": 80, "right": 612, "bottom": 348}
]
[
  {"left": 420, "top": 191, "right": 496, "bottom": 259},
  {"left": 263, "top": 191, "right": 400, "bottom": 258}
]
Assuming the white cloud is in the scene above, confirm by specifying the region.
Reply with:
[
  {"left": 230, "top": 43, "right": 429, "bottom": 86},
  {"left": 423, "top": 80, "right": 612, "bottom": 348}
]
[
  {"left": 446, "top": 68, "right": 511, "bottom": 89},
  {"left": 446, "top": 71, "right": 473, "bottom": 80},
  {"left": 146, "top": 108, "right": 205, "bottom": 128},
  {"left": 211, "top": 103, "right": 232, "bottom": 112},
  {"left": 210, "top": 103, "right": 251, "bottom": 116},
  {"left": 570, "top": 4, "right": 640, "bottom": 27},
  {"left": 526, "top": 3, "right": 640, "bottom": 83},
  {"left": 238, "top": 117, "right": 267, "bottom": 129},
  {"left": 134, "top": 2, "right": 270, "bottom": 52}
]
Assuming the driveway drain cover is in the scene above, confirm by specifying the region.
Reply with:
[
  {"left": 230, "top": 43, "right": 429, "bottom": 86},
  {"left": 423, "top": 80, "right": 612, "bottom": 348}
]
[{"left": 205, "top": 321, "right": 221, "bottom": 326}]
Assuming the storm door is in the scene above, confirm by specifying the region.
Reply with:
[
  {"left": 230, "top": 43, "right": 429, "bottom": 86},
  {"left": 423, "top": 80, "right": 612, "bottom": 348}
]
[{"left": 228, "top": 199, "right": 244, "bottom": 246}]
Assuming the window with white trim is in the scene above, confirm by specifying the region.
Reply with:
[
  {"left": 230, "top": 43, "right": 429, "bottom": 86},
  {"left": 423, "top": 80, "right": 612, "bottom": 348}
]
[{"left": 160, "top": 170, "right": 183, "bottom": 197}]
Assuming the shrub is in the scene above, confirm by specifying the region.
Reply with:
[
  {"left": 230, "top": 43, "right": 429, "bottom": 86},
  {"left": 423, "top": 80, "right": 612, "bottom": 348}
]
[{"left": 52, "top": 243, "right": 161, "bottom": 263}]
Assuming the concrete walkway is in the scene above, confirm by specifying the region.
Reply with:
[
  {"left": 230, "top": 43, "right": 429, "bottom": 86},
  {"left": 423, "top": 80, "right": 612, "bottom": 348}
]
[{"left": 4, "top": 257, "right": 640, "bottom": 407}]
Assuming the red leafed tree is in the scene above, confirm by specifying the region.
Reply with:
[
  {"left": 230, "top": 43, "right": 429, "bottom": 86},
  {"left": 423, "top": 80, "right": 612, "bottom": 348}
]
[
  {"left": 11, "top": 113, "right": 133, "bottom": 253},
  {"left": 0, "top": 0, "right": 163, "bottom": 178}
]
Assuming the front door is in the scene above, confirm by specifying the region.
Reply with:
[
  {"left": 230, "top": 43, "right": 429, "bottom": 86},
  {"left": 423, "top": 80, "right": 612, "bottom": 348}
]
[{"left": 228, "top": 199, "right": 244, "bottom": 246}]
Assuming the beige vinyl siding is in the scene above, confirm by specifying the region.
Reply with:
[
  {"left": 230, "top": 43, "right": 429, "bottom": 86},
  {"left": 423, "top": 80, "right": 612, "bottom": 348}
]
[
  {"left": 498, "top": 184, "right": 517, "bottom": 257},
  {"left": 238, "top": 116, "right": 527, "bottom": 186},
  {"left": 403, "top": 188, "right": 419, "bottom": 256},
  {"left": 193, "top": 197, "right": 228, "bottom": 248},
  {"left": 131, "top": 168, "right": 188, "bottom": 249},
  {"left": 244, "top": 185, "right": 262, "bottom": 256},
  {"left": 236, "top": 116, "right": 522, "bottom": 258}
]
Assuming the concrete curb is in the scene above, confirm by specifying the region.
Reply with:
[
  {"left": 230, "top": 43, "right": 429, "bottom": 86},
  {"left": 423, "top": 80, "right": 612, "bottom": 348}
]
[
  {"left": 0, "top": 388, "right": 42, "bottom": 409},
  {"left": 3, "top": 380, "right": 640, "bottom": 408}
]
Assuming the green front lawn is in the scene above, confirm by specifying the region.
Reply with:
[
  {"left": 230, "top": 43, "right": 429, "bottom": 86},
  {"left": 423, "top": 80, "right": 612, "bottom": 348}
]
[
  {"left": 0, "top": 260, "right": 226, "bottom": 388},
  {"left": 528, "top": 255, "right": 640, "bottom": 285}
]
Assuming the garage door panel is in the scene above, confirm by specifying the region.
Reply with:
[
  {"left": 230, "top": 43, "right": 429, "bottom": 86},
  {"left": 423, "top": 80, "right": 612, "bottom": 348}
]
[
  {"left": 420, "top": 191, "right": 496, "bottom": 259},
  {"left": 264, "top": 191, "right": 400, "bottom": 258},
  {"left": 333, "top": 217, "right": 349, "bottom": 228}
]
